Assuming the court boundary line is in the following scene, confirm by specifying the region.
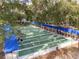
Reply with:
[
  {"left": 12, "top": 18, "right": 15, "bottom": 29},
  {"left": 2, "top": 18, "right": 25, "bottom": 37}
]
[
  {"left": 18, "top": 40, "right": 78, "bottom": 59},
  {"left": 18, "top": 38, "right": 71, "bottom": 52},
  {"left": 19, "top": 35, "right": 65, "bottom": 46}
]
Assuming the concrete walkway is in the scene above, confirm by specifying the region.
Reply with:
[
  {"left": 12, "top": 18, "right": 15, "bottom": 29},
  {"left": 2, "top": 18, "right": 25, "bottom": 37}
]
[{"left": 5, "top": 52, "right": 18, "bottom": 59}]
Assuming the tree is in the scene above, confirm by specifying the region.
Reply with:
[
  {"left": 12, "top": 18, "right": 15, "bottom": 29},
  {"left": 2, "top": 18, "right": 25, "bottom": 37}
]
[
  {"left": 0, "top": 0, "right": 33, "bottom": 23},
  {"left": 31, "top": 0, "right": 79, "bottom": 28}
]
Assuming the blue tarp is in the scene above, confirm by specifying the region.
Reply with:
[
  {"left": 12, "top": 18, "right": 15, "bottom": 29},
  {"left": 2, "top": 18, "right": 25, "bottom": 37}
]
[
  {"left": 4, "top": 34, "right": 19, "bottom": 53},
  {"left": 57, "top": 26, "right": 69, "bottom": 32},
  {"left": 42, "top": 24, "right": 58, "bottom": 29},
  {"left": 3, "top": 23, "right": 19, "bottom": 53},
  {"left": 32, "top": 21, "right": 41, "bottom": 25},
  {"left": 43, "top": 24, "right": 79, "bottom": 35},
  {"left": 3, "top": 23, "right": 12, "bottom": 32},
  {"left": 32, "top": 22, "right": 79, "bottom": 35}
]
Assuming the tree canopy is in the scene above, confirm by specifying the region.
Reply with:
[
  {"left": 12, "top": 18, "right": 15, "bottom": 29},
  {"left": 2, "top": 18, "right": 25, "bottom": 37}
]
[
  {"left": 0, "top": 0, "right": 33, "bottom": 22},
  {"left": 31, "top": 0, "right": 79, "bottom": 27},
  {"left": 0, "top": 0, "right": 79, "bottom": 28}
]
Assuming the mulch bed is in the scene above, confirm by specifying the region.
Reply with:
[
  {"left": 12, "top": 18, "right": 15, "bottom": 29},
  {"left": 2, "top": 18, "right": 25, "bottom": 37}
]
[
  {"left": 33, "top": 47, "right": 79, "bottom": 59},
  {"left": 0, "top": 43, "right": 4, "bottom": 59}
]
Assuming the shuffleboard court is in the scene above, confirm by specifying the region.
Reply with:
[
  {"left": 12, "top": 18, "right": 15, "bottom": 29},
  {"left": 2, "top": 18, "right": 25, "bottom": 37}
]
[{"left": 15, "top": 25, "right": 74, "bottom": 58}]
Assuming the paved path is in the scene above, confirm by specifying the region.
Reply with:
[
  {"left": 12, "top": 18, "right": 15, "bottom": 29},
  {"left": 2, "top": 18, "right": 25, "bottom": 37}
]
[{"left": 5, "top": 52, "right": 18, "bottom": 59}]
